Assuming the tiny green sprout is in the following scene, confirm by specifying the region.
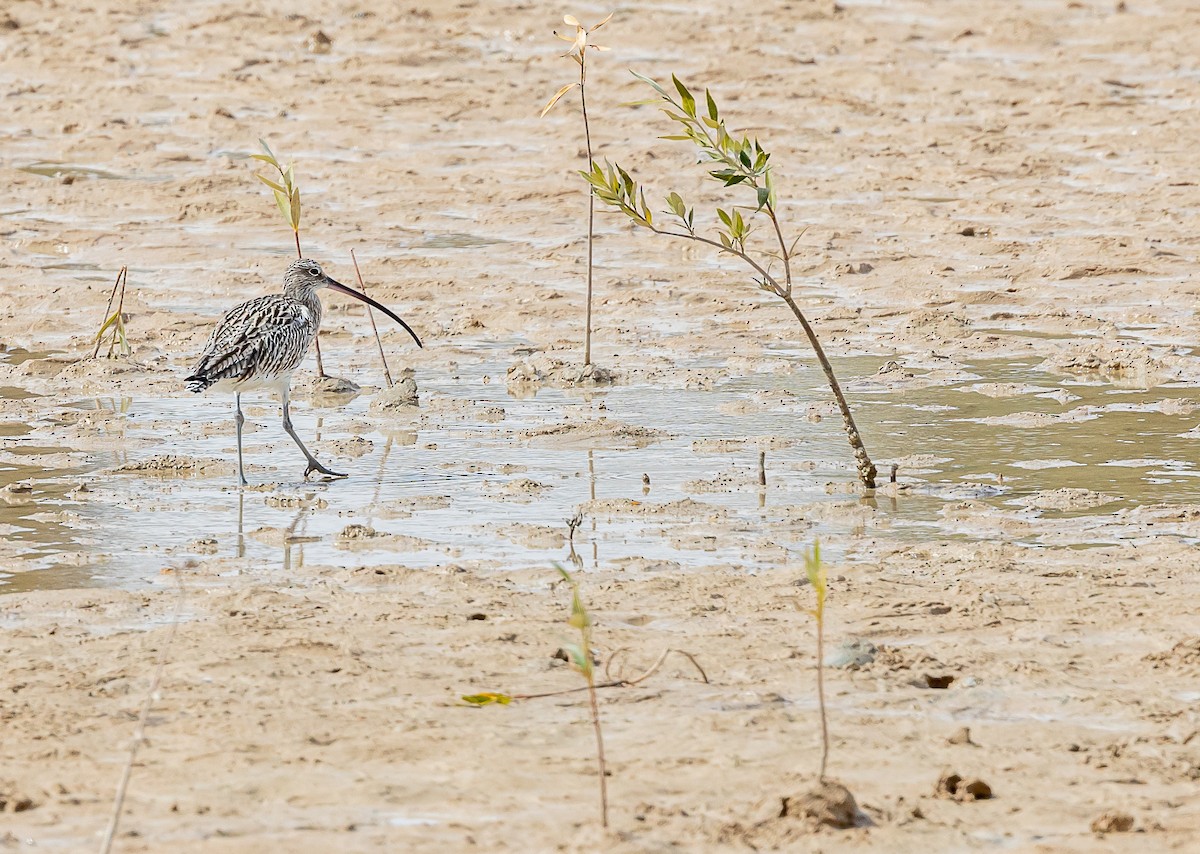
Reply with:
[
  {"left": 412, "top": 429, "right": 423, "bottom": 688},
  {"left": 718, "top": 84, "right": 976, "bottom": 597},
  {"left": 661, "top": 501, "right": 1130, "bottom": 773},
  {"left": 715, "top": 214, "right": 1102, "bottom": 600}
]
[
  {"left": 583, "top": 74, "right": 878, "bottom": 489},
  {"left": 555, "top": 563, "right": 608, "bottom": 827},
  {"left": 461, "top": 692, "right": 513, "bottom": 707},
  {"left": 804, "top": 541, "right": 830, "bottom": 781},
  {"left": 540, "top": 12, "right": 614, "bottom": 369},
  {"left": 250, "top": 139, "right": 328, "bottom": 377},
  {"left": 251, "top": 139, "right": 302, "bottom": 258}
]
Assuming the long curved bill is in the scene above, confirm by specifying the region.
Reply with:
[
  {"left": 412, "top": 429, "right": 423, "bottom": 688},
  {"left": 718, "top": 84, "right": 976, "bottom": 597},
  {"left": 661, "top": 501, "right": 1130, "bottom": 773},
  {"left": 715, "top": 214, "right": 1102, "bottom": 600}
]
[{"left": 326, "top": 278, "right": 423, "bottom": 348}]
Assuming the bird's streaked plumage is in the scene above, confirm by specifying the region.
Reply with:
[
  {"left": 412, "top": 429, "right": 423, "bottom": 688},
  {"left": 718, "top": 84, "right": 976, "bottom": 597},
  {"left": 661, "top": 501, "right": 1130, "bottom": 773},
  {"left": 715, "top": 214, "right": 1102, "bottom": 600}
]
[{"left": 186, "top": 258, "right": 422, "bottom": 484}]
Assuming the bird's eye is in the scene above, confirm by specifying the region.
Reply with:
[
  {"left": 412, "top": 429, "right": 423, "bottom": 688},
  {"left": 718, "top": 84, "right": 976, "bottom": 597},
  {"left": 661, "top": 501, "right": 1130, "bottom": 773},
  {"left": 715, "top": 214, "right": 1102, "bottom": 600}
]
[{"left": 308, "top": 267, "right": 320, "bottom": 277}]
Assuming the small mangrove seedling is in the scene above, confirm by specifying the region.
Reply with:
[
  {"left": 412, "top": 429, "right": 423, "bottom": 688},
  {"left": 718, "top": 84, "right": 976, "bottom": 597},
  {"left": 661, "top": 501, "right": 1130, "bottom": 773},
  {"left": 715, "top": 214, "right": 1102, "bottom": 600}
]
[
  {"left": 251, "top": 139, "right": 327, "bottom": 378},
  {"left": 540, "top": 11, "right": 613, "bottom": 369},
  {"left": 804, "top": 541, "right": 830, "bottom": 780},
  {"left": 91, "top": 266, "right": 130, "bottom": 359},
  {"left": 583, "top": 74, "right": 878, "bottom": 488},
  {"left": 556, "top": 564, "right": 609, "bottom": 828}
]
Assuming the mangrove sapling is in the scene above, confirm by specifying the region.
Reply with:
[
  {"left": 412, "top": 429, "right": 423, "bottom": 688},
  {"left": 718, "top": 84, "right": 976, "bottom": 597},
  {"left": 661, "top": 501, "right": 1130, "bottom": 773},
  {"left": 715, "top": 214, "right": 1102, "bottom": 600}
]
[
  {"left": 555, "top": 564, "right": 608, "bottom": 827},
  {"left": 540, "top": 11, "right": 613, "bottom": 369},
  {"left": 583, "top": 75, "right": 878, "bottom": 488},
  {"left": 251, "top": 139, "right": 327, "bottom": 378},
  {"left": 91, "top": 266, "right": 130, "bottom": 359}
]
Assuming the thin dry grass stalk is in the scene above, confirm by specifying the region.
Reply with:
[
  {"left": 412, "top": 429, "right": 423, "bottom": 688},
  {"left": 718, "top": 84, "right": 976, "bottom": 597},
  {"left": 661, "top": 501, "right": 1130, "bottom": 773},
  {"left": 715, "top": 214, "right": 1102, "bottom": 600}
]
[
  {"left": 99, "top": 570, "right": 185, "bottom": 854},
  {"left": 349, "top": 249, "right": 394, "bottom": 388},
  {"left": 91, "top": 266, "right": 130, "bottom": 359},
  {"left": 508, "top": 646, "right": 710, "bottom": 701}
]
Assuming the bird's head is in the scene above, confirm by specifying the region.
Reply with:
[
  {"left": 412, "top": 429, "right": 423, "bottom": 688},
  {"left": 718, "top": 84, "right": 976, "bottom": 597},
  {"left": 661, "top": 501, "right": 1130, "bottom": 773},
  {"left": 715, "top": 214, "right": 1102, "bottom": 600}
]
[
  {"left": 282, "top": 257, "right": 423, "bottom": 348},
  {"left": 284, "top": 258, "right": 340, "bottom": 294}
]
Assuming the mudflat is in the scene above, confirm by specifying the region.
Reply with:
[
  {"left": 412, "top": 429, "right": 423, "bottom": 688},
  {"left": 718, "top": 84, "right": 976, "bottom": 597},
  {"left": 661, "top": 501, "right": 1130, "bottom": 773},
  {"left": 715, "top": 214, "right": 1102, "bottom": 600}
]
[{"left": 1, "top": 1, "right": 1199, "bottom": 851}]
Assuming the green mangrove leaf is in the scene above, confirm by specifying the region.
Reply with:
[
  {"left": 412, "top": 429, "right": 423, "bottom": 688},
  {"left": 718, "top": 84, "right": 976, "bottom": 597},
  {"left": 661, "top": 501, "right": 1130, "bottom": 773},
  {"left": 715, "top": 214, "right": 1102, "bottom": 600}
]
[
  {"left": 630, "top": 69, "right": 668, "bottom": 98},
  {"left": 256, "top": 174, "right": 285, "bottom": 193}
]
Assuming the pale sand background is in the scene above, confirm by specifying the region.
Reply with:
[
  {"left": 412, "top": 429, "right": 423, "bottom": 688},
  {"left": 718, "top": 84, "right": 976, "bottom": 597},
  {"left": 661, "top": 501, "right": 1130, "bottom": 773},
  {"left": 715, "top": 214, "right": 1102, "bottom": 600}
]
[{"left": 2, "top": 1, "right": 1200, "bottom": 851}]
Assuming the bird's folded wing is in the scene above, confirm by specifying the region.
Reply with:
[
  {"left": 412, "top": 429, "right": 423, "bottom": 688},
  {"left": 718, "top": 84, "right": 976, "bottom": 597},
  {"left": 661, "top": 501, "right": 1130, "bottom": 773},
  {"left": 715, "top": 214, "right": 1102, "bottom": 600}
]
[{"left": 188, "top": 297, "right": 315, "bottom": 384}]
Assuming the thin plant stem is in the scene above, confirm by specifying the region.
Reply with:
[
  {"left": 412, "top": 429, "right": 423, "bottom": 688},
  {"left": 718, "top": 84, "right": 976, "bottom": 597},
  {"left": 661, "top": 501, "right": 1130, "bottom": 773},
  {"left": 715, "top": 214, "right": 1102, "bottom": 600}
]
[
  {"left": 581, "top": 58, "right": 595, "bottom": 367},
  {"left": 781, "top": 292, "right": 877, "bottom": 488},
  {"left": 91, "top": 267, "right": 124, "bottom": 359},
  {"left": 110, "top": 267, "right": 129, "bottom": 358},
  {"left": 350, "top": 249, "right": 394, "bottom": 388},
  {"left": 816, "top": 616, "right": 828, "bottom": 781},
  {"left": 646, "top": 225, "right": 877, "bottom": 488},
  {"left": 100, "top": 571, "right": 185, "bottom": 854},
  {"left": 586, "top": 675, "right": 609, "bottom": 828},
  {"left": 293, "top": 227, "right": 327, "bottom": 377},
  {"left": 764, "top": 204, "right": 793, "bottom": 292}
]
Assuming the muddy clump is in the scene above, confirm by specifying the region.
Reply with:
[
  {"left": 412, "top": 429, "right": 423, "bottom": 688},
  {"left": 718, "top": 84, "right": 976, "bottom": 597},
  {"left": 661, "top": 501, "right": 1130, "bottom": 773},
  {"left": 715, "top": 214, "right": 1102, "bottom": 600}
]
[
  {"left": 506, "top": 353, "right": 617, "bottom": 390},
  {"left": 114, "top": 454, "right": 229, "bottom": 476},
  {"left": 0, "top": 782, "right": 37, "bottom": 813},
  {"left": 1143, "top": 637, "right": 1200, "bottom": 673},
  {"left": 935, "top": 771, "right": 993, "bottom": 802},
  {"left": 521, "top": 418, "right": 666, "bottom": 449},
  {"left": 723, "top": 780, "right": 867, "bottom": 847},
  {"left": 369, "top": 374, "right": 419, "bottom": 413},
  {"left": 1091, "top": 811, "right": 1135, "bottom": 834}
]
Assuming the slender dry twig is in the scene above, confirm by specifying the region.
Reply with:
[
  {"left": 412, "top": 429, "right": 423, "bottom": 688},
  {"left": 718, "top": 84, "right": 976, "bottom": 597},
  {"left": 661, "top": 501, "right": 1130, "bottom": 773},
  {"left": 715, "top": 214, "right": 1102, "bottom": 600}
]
[
  {"left": 603, "top": 645, "right": 710, "bottom": 685},
  {"left": 510, "top": 646, "right": 710, "bottom": 700},
  {"left": 111, "top": 267, "right": 129, "bottom": 351},
  {"left": 349, "top": 249, "right": 394, "bottom": 388},
  {"left": 91, "top": 267, "right": 124, "bottom": 359},
  {"left": 99, "top": 570, "right": 185, "bottom": 854}
]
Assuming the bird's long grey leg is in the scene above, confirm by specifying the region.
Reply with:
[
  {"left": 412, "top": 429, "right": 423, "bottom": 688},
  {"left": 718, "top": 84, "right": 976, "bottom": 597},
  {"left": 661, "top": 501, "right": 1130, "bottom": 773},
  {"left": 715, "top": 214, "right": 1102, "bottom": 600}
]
[
  {"left": 280, "top": 386, "right": 346, "bottom": 479},
  {"left": 234, "top": 393, "right": 249, "bottom": 487}
]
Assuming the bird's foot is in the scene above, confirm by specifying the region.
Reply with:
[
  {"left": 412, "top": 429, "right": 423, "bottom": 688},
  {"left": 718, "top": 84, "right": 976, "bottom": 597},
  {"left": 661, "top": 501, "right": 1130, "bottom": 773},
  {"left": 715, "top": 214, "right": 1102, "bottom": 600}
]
[{"left": 304, "top": 459, "right": 347, "bottom": 479}]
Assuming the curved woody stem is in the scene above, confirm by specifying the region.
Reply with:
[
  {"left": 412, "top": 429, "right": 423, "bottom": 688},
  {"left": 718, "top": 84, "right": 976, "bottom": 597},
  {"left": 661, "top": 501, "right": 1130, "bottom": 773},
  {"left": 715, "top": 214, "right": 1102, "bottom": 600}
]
[{"left": 648, "top": 225, "right": 877, "bottom": 489}]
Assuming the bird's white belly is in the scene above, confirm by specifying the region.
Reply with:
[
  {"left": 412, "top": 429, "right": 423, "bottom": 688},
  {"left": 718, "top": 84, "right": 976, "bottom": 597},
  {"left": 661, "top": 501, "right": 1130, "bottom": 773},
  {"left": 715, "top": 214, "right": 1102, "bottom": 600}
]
[{"left": 207, "top": 373, "right": 294, "bottom": 397}]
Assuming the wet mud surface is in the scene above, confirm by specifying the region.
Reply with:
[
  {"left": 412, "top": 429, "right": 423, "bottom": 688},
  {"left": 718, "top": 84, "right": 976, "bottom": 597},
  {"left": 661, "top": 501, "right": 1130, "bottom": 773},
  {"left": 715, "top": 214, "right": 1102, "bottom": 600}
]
[{"left": 2, "top": 0, "right": 1200, "bottom": 851}]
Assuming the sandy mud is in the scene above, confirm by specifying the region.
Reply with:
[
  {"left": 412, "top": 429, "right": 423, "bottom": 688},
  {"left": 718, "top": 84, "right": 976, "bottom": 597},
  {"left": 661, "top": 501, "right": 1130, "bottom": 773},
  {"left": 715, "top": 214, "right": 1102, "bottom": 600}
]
[{"left": 2, "top": 0, "right": 1199, "bottom": 851}]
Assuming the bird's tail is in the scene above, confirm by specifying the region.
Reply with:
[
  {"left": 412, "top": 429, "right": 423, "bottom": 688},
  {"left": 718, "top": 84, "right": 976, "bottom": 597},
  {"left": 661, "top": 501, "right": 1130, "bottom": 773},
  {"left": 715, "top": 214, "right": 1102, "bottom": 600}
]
[{"left": 184, "top": 373, "right": 213, "bottom": 394}]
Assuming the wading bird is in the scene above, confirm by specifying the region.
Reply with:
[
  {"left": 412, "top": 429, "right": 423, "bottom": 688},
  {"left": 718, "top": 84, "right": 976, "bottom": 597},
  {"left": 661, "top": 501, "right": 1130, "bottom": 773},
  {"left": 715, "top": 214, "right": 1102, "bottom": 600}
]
[{"left": 185, "top": 258, "right": 422, "bottom": 485}]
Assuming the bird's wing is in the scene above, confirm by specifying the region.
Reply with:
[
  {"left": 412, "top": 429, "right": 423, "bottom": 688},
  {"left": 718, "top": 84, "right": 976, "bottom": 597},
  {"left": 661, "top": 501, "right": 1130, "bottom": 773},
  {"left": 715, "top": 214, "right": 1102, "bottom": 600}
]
[{"left": 187, "top": 296, "right": 316, "bottom": 387}]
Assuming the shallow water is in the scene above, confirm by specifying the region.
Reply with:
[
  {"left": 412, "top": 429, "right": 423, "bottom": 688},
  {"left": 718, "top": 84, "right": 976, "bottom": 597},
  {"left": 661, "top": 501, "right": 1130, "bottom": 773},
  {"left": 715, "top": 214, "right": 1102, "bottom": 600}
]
[{"left": 3, "top": 347, "right": 1200, "bottom": 592}]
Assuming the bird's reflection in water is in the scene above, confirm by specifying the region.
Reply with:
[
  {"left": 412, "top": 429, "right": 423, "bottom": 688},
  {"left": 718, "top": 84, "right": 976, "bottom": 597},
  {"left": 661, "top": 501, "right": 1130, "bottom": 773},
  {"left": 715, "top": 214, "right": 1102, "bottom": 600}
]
[
  {"left": 236, "top": 490, "right": 246, "bottom": 559},
  {"left": 233, "top": 488, "right": 323, "bottom": 573}
]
